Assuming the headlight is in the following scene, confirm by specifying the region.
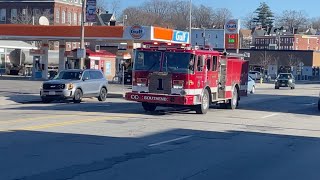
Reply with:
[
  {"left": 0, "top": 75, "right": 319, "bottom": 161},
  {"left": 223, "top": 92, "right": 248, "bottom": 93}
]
[
  {"left": 40, "top": 83, "right": 43, "bottom": 89},
  {"left": 67, "top": 83, "right": 74, "bottom": 90},
  {"left": 275, "top": 79, "right": 278, "bottom": 82},
  {"left": 173, "top": 80, "right": 184, "bottom": 89}
]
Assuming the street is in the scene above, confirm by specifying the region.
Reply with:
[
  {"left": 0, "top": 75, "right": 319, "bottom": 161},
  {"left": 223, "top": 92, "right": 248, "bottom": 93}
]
[{"left": 0, "top": 82, "right": 320, "bottom": 180}]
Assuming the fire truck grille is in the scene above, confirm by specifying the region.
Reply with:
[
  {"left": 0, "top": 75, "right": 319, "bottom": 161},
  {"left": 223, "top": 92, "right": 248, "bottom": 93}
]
[{"left": 148, "top": 73, "right": 172, "bottom": 94}]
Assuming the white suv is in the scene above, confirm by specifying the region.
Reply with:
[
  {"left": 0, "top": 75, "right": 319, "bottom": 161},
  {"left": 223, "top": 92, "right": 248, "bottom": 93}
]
[{"left": 40, "top": 69, "right": 108, "bottom": 103}]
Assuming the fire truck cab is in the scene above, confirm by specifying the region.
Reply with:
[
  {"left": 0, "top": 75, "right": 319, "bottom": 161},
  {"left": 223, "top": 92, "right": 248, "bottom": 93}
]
[{"left": 125, "top": 43, "right": 249, "bottom": 114}]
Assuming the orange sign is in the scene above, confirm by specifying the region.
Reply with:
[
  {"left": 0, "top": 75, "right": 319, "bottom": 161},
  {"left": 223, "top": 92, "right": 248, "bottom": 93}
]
[{"left": 153, "top": 27, "right": 173, "bottom": 41}]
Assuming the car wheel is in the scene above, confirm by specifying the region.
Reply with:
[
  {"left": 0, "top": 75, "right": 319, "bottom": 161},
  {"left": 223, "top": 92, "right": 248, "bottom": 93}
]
[
  {"left": 275, "top": 86, "right": 279, "bottom": 89},
  {"left": 250, "top": 86, "right": 255, "bottom": 94},
  {"left": 195, "top": 89, "right": 210, "bottom": 114},
  {"left": 98, "top": 87, "right": 108, "bottom": 102},
  {"left": 318, "top": 100, "right": 320, "bottom": 111},
  {"left": 73, "top": 89, "right": 83, "bottom": 103},
  {"left": 142, "top": 102, "right": 157, "bottom": 112},
  {"left": 227, "top": 87, "right": 238, "bottom": 110},
  {"left": 41, "top": 97, "right": 52, "bottom": 103}
]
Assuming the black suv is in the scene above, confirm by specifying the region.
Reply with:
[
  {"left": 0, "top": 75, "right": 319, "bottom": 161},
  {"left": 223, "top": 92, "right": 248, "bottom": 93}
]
[{"left": 275, "top": 73, "right": 295, "bottom": 89}]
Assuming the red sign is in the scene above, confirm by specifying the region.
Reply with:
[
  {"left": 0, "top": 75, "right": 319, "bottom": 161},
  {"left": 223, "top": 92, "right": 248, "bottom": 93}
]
[{"left": 225, "top": 34, "right": 239, "bottom": 49}]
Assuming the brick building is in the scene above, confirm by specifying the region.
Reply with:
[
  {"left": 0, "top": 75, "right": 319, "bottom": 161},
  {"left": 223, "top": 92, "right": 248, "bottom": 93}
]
[
  {"left": 253, "top": 33, "right": 320, "bottom": 51},
  {"left": 0, "top": 0, "right": 82, "bottom": 50},
  {"left": 224, "top": 49, "right": 320, "bottom": 80}
]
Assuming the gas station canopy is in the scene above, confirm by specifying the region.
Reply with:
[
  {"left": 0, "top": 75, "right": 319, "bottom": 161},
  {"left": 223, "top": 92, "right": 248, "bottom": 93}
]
[{"left": 0, "top": 24, "right": 190, "bottom": 44}]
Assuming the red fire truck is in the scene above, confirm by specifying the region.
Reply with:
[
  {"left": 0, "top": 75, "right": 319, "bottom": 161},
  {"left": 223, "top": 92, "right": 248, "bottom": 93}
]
[{"left": 125, "top": 43, "right": 249, "bottom": 114}]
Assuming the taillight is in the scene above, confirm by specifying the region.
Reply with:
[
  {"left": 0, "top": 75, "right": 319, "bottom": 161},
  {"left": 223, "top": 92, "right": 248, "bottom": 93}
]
[
  {"left": 137, "top": 78, "right": 148, "bottom": 87},
  {"left": 173, "top": 80, "right": 184, "bottom": 89}
]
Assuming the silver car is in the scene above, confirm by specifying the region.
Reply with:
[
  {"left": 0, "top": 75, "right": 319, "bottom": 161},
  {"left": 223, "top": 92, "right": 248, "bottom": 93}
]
[{"left": 40, "top": 69, "right": 108, "bottom": 103}]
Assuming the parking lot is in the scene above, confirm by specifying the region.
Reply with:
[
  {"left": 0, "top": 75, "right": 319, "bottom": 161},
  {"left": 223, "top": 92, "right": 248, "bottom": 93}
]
[{"left": 0, "top": 78, "right": 320, "bottom": 180}]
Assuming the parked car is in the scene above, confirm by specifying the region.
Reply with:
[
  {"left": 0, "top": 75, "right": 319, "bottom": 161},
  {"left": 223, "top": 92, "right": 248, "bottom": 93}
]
[
  {"left": 40, "top": 69, "right": 108, "bottom": 103},
  {"left": 247, "top": 76, "right": 256, "bottom": 94},
  {"left": 275, "top": 73, "right": 295, "bottom": 89},
  {"left": 249, "top": 71, "right": 262, "bottom": 80}
]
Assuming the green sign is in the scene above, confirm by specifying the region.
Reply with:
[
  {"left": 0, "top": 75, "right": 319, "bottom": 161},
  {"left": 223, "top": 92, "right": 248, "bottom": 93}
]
[{"left": 228, "top": 39, "right": 235, "bottom": 43}]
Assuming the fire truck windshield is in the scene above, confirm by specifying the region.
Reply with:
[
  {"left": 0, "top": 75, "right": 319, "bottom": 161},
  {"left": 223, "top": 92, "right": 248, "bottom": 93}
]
[
  {"left": 134, "top": 50, "right": 194, "bottom": 73},
  {"left": 134, "top": 51, "right": 161, "bottom": 71},
  {"left": 163, "top": 52, "right": 194, "bottom": 74}
]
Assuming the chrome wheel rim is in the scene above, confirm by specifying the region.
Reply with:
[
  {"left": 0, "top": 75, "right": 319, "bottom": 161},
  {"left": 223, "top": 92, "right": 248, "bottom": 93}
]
[{"left": 203, "top": 93, "right": 209, "bottom": 110}]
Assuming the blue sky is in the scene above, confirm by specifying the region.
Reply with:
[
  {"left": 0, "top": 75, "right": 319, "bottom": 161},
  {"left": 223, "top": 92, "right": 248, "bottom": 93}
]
[{"left": 121, "top": 0, "right": 320, "bottom": 19}]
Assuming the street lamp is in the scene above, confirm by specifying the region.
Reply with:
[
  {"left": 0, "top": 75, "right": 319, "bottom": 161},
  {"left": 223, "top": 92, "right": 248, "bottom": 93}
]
[{"left": 79, "top": 0, "right": 87, "bottom": 69}]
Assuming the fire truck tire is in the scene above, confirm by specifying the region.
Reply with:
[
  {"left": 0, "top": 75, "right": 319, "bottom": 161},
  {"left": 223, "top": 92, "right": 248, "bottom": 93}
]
[
  {"left": 227, "top": 87, "right": 238, "bottom": 110},
  {"left": 142, "top": 102, "right": 157, "bottom": 112},
  {"left": 195, "top": 89, "right": 209, "bottom": 114}
]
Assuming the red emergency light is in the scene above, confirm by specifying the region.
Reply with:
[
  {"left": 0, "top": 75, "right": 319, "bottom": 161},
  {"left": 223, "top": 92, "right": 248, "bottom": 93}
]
[{"left": 142, "top": 42, "right": 190, "bottom": 50}]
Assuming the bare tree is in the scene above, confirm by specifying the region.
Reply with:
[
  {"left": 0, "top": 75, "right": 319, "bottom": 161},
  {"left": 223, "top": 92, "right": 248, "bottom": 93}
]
[
  {"left": 277, "top": 10, "right": 308, "bottom": 33},
  {"left": 258, "top": 51, "right": 274, "bottom": 74},
  {"left": 212, "top": 8, "right": 233, "bottom": 29},
  {"left": 287, "top": 54, "right": 302, "bottom": 67},
  {"left": 242, "top": 13, "right": 255, "bottom": 29},
  {"left": 96, "top": 0, "right": 108, "bottom": 12},
  {"left": 192, "top": 5, "right": 214, "bottom": 28},
  {"left": 310, "top": 17, "right": 320, "bottom": 30},
  {"left": 11, "top": 8, "right": 53, "bottom": 25},
  {"left": 168, "top": 1, "right": 190, "bottom": 30},
  {"left": 110, "top": 0, "right": 121, "bottom": 18}
]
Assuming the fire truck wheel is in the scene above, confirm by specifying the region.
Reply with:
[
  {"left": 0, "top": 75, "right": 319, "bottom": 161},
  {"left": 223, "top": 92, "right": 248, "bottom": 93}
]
[
  {"left": 142, "top": 102, "right": 157, "bottom": 112},
  {"left": 195, "top": 89, "right": 209, "bottom": 114},
  {"left": 227, "top": 87, "right": 238, "bottom": 110}
]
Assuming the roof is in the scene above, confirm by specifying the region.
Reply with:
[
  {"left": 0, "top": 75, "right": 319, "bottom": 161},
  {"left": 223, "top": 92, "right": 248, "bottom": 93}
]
[
  {"left": 95, "top": 13, "right": 116, "bottom": 26},
  {"left": 0, "top": 40, "right": 36, "bottom": 49},
  {"left": 240, "top": 29, "right": 252, "bottom": 37},
  {"left": 253, "top": 30, "right": 267, "bottom": 37}
]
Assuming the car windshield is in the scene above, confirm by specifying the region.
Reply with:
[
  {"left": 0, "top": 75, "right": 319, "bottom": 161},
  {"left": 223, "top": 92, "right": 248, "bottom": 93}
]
[
  {"left": 278, "top": 74, "right": 292, "bottom": 79},
  {"left": 54, "top": 71, "right": 82, "bottom": 80},
  {"left": 134, "top": 51, "right": 162, "bottom": 71},
  {"left": 163, "top": 52, "right": 193, "bottom": 73}
]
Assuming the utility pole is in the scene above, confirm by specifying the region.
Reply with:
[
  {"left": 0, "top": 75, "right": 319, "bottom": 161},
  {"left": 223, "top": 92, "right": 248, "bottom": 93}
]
[
  {"left": 80, "top": 0, "right": 87, "bottom": 69},
  {"left": 203, "top": 27, "right": 206, "bottom": 48},
  {"left": 189, "top": 0, "right": 192, "bottom": 45}
]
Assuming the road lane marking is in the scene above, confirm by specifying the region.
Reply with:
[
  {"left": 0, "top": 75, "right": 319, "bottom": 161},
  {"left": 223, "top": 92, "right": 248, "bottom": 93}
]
[
  {"left": 0, "top": 113, "right": 94, "bottom": 125},
  {"left": 148, "top": 135, "right": 193, "bottom": 147},
  {"left": 261, "top": 113, "right": 280, "bottom": 119},
  {"left": 14, "top": 115, "right": 134, "bottom": 131}
]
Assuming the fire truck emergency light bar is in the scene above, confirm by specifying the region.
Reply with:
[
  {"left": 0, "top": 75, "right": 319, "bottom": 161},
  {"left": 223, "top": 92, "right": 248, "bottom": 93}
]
[{"left": 142, "top": 42, "right": 190, "bottom": 50}]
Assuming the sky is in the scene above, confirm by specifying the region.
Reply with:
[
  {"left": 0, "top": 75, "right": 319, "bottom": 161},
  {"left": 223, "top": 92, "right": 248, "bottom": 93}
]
[{"left": 120, "top": 0, "right": 320, "bottom": 19}]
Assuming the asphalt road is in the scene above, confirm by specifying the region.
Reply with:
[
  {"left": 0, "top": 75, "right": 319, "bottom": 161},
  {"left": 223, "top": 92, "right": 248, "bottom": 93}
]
[{"left": 0, "top": 83, "right": 320, "bottom": 180}]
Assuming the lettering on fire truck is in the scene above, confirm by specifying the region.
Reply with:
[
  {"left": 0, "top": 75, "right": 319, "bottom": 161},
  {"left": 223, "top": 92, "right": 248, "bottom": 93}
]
[{"left": 130, "top": 95, "right": 168, "bottom": 102}]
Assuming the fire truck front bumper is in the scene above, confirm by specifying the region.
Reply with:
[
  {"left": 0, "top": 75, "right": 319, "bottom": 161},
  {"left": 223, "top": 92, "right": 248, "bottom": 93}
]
[{"left": 125, "top": 92, "right": 197, "bottom": 105}]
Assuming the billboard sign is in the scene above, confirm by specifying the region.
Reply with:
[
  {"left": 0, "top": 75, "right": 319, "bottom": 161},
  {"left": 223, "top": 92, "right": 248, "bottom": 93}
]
[
  {"left": 172, "top": 30, "right": 189, "bottom": 43},
  {"left": 225, "top": 19, "right": 240, "bottom": 34},
  {"left": 86, "top": 0, "right": 96, "bottom": 22}
]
